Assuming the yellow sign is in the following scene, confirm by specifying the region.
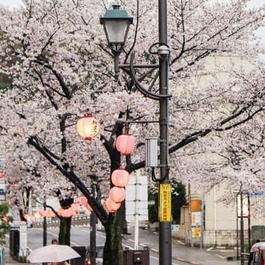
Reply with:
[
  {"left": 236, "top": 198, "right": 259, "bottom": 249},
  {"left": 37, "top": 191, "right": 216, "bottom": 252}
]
[
  {"left": 159, "top": 184, "right": 171, "bottom": 222},
  {"left": 192, "top": 227, "right": 201, "bottom": 238}
]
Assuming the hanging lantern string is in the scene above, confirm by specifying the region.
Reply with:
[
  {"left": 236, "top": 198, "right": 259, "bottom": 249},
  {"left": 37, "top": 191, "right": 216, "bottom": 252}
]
[{"left": 124, "top": 121, "right": 129, "bottom": 134}]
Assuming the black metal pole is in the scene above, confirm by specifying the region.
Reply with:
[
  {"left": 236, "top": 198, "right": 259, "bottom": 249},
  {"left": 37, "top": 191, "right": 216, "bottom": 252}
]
[
  {"left": 90, "top": 212, "right": 97, "bottom": 265},
  {"left": 236, "top": 194, "right": 239, "bottom": 259},
  {"left": 240, "top": 192, "right": 244, "bottom": 265},
  {"left": 90, "top": 185, "right": 97, "bottom": 265},
  {"left": 43, "top": 200, "right": 47, "bottom": 246},
  {"left": 158, "top": 0, "right": 172, "bottom": 264},
  {"left": 248, "top": 193, "right": 251, "bottom": 249}
]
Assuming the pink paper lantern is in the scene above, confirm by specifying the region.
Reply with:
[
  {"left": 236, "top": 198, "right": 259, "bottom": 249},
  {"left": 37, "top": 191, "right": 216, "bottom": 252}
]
[
  {"left": 116, "top": 133, "right": 136, "bottom": 155},
  {"left": 109, "top": 187, "right": 125, "bottom": 203},
  {"left": 104, "top": 198, "right": 121, "bottom": 213},
  {"left": 111, "top": 168, "right": 130, "bottom": 187}
]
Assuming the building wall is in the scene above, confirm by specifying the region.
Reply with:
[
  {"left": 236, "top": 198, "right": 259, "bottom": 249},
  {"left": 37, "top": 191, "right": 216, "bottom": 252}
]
[
  {"left": 173, "top": 180, "right": 265, "bottom": 247},
  {"left": 204, "top": 185, "right": 236, "bottom": 231}
]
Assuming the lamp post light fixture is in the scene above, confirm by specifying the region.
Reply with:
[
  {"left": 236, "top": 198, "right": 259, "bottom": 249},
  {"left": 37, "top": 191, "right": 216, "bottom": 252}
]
[
  {"left": 100, "top": 5, "right": 133, "bottom": 77},
  {"left": 100, "top": 2, "right": 172, "bottom": 265}
]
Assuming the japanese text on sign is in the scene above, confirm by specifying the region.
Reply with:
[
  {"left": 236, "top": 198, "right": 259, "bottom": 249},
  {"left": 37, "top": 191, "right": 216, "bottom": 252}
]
[{"left": 159, "top": 184, "right": 171, "bottom": 222}]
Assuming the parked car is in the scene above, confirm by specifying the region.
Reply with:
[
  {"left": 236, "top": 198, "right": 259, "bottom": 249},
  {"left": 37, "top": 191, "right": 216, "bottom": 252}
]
[
  {"left": 248, "top": 242, "right": 265, "bottom": 265},
  {"left": 85, "top": 246, "right": 104, "bottom": 265}
]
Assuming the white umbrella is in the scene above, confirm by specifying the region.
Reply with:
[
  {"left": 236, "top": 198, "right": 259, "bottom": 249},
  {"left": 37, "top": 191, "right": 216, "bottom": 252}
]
[{"left": 27, "top": 245, "right": 81, "bottom": 263}]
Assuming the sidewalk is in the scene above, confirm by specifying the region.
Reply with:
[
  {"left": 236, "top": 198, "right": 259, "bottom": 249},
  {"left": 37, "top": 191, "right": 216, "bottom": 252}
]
[
  {"left": 123, "top": 227, "right": 242, "bottom": 265},
  {"left": 4, "top": 249, "right": 27, "bottom": 265},
  {"left": 4, "top": 245, "right": 243, "bottom": 265}
]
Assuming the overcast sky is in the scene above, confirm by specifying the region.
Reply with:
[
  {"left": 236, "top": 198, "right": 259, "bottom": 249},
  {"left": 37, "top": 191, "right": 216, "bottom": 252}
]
[{"left": 0, "top": 0, "right": 23, "bottom": 9}]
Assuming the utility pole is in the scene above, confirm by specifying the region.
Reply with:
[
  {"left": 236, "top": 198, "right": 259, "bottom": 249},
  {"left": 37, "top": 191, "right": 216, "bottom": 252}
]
[{"left": 158, "top": 0, "right": 172, "bottom": 264}]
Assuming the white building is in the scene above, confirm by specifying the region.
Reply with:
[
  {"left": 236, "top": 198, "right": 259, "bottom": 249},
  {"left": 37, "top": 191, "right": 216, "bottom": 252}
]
[{"left": 172, "top": 54, "right": 265, "bottom": 248}]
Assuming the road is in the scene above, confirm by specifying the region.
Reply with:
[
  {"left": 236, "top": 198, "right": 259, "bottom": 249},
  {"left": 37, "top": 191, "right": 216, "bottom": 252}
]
[{"left": 26, "top": 225, "right": 240, "bottom": 265}]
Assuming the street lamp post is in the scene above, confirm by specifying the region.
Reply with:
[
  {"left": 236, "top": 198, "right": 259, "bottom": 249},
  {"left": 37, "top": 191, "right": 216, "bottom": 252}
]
[
  {"left": 90, "top": 184, "right": 97, "bottom": 265},
  {"left": 100, "top": 1, "right": 172, "bottom": 264},
  {"left": 43, "top": 199, "right": 47, "bottom": 247}
]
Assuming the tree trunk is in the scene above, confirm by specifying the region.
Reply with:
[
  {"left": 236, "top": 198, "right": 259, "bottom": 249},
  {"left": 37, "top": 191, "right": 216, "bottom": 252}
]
[
  {"left": 57, "top": 197, "right": 73, "bottom": 245},
  {"left": 59, "top": 217, "right": 72, "bottom": 245},
  {"left": 103, "top": 213, "right": 123, "bottom": 265}
]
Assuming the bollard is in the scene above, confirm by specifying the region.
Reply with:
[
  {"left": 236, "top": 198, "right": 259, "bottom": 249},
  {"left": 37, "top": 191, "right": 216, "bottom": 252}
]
[{"left": 123, "top": 247, "right": 149, "bottom": 265}]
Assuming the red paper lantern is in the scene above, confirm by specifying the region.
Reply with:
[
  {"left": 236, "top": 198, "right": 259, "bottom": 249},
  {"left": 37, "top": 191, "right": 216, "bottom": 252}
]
[
  {"left": 76, "top": 114, "right": 100, "bottom": 140},
  {"left": 109, "top": 187, "right": 125, "bottom": 203},
  {"left": 116, "top": 133, "right": 136, "bottom": 155},
  {"left": 104, "top": 198, "right": 121, "bottom": 213},
  {"left": 111, "top": 168, "right": 130, "bottom": 187}
]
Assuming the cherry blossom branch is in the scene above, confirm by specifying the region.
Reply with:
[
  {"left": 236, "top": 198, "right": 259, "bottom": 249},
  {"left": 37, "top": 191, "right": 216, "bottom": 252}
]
[{"left": 27, "top": 135, "right": 109, "bottom": 225}]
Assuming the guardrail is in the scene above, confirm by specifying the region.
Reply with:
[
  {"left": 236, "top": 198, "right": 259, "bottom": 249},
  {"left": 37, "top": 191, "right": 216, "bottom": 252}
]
[{"left": 33, "top": 216, "right": 90, "bottom": 228}]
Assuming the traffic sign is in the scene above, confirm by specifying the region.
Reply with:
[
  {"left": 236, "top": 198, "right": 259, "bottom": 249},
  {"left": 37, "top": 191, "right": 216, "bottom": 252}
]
[{"left": 171, "top": 225, "right": 179, "bottom": 231}]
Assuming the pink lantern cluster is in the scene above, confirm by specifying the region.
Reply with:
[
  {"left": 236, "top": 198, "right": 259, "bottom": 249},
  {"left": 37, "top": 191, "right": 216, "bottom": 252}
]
[
  {"left": 57, "top": 207, "right": 77, "bottom": 218},
  {"left": 24, "top": 213, "right": 36, "bottom": 222},
  {"left": 24, "top": 211, "right": 53, "bottom": 222},
  {"left": 104, "top": 168, "right": 130, "bottom": 213},
  {"left": 103, "top": 133, "right": 136, "bottom": 213},
  {"left": 23, "top": 211, "right": 48, "bottom": 222},
  {"left": 57, "top": 199, "right": 86, "bottom": 218},
  {"left": 39, "top": 209, "right": 56, "bottom": 218},
  {"left": 75, "top": 196, "right": 93, "bottom": 212}
]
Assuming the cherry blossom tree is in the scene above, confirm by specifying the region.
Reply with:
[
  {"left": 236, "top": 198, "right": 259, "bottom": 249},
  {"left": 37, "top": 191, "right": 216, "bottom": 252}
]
[{"left": 0, "top": 0, "right": 265, "bottom": 264}]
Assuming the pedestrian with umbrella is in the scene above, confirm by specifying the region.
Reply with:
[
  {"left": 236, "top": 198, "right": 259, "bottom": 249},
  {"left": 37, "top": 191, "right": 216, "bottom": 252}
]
[{"left": 27, "top": 245, "right": 80, "bottom": 264}]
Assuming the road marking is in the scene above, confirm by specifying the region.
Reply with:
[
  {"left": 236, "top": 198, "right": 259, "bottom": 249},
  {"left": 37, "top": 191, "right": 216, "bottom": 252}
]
[
  {"left": 32, "top": 228, "right": 80, "bottom": 247},
  {"left": 80, "top": 229, "right": 105, "bottom": 239}
]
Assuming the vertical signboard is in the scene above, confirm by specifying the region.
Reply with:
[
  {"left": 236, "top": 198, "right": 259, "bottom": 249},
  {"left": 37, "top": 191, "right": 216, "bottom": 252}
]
[
  {"left": 126, "top": 174, "right": 148, "bottom": 222},
  {"left": 0, "top": 180, "right": 6, "bottom": 201},
  {"left": 191, "top": 212, "right": 202, "bottom": 227},
  {"left": 159, "top": 183, "right": 171, "bottom": 222},
  {"left": 237, "top": 193, "right": 249, "bottom": 217},
  {"left": 190, "top": 197, "right": 202, "bottom": 239}
]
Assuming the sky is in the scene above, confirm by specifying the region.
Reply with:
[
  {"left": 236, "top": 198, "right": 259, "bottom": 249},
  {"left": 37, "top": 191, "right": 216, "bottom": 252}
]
[{"left": 0, "top": 0, "right": 23, "bottom": 9}]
